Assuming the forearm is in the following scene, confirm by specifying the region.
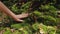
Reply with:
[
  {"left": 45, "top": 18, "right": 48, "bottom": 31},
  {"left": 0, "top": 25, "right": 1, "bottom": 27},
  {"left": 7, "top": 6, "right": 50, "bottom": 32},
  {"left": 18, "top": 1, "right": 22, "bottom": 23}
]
[{"left": 0, "top": 1, "right": 16, "bottom": 19}]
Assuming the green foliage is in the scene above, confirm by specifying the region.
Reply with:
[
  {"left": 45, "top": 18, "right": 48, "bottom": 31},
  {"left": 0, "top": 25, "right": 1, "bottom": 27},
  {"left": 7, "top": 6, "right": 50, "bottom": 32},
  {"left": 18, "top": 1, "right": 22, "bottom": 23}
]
[
  {"left": 11, "top": 23, "right": 23, "bottom": 29},
  {"left": 3, "top": 28, "right": 12, "bottom": 34},
  {"left": 11, "top": 4, "right": 19, "bottom": 14},
  {"left": 12, "top": 30, "right": 22, "bottom": 34},
  {"left": 32, "top": 23, "right": 39, "bottom": 31},
  {"left": 0, "top": 0, "right": 59, "bottom": 34},
  {"left": 38, "top": 23, "right": 56, "bottom": 34},
  {"left": 20, "top": 1, "right": 32, "bottom": 13},
  {"left": 33, "top": 10, "right": 43, "bottom": 16}
]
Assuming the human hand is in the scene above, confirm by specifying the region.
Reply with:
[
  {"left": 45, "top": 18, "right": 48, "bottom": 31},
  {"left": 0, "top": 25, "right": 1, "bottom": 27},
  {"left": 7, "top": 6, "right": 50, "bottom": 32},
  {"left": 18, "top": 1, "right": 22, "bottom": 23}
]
[{"left": 13, "top": 13, "right": 29, "bottom": 22}]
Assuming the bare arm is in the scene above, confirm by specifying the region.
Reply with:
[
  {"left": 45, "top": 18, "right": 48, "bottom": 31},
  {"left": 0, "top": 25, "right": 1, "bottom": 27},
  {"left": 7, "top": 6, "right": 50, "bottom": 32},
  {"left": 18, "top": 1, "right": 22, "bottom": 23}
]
[
  {"left": 0, "top": 1, "right": 17, "bottom": 19},
  {"left": 0, "top": 1, "right": 29, "bottom": 22}
]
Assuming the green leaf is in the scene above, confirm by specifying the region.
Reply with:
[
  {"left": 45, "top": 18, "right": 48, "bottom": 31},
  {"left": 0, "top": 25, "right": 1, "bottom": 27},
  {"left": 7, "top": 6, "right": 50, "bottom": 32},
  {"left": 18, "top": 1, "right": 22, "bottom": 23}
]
[{"left": 3, "top": 28, "right": 12, "bottom": 34}]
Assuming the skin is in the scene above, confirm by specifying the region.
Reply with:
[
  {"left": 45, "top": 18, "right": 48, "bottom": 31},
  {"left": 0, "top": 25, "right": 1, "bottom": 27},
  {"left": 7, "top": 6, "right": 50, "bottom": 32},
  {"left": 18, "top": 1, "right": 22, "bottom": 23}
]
[{"left": 0, "top": 1, "right": 29, "bottom": 22}]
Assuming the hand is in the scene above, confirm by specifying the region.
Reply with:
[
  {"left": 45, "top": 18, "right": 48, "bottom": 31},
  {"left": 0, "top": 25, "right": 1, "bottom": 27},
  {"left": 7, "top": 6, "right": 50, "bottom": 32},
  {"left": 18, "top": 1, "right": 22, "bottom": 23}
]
[
  {"left": 13, "top": 13, "right": 29, "bottom": 22},
  {"left": 0, "top": 1, "right": 29, "bottom": 22}
]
